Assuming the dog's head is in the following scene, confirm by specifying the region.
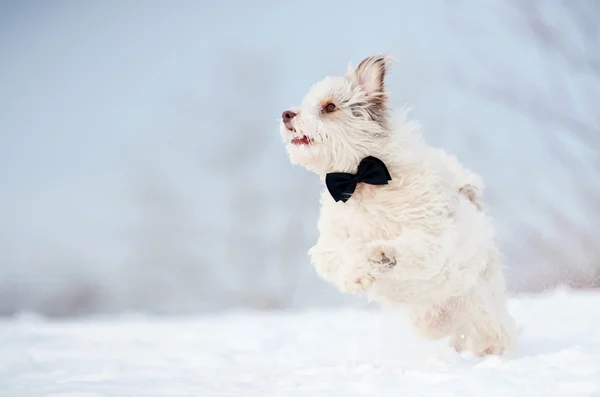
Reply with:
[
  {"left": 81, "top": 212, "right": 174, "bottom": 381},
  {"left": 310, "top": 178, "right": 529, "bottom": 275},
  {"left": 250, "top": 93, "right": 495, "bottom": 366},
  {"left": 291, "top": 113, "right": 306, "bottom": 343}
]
[{"left": 280, "top": 54, "right": 394, "bottom": 175}]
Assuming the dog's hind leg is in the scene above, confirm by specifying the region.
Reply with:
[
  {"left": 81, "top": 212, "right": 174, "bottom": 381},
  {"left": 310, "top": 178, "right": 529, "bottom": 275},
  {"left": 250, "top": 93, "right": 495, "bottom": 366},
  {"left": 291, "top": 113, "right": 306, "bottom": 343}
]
[
  {"left": 407, "top": 297, "right": 466, "bottom": 342},
  {"left": 456, "top": 253, "right": 517, "bottom": 356}
]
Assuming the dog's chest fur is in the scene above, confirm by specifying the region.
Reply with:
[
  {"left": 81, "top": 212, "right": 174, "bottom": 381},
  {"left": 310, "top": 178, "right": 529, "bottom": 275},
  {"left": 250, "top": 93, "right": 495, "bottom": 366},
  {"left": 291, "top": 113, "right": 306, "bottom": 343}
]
[{"left": 320, "top": 182, "right": 408, "bottom": 242}]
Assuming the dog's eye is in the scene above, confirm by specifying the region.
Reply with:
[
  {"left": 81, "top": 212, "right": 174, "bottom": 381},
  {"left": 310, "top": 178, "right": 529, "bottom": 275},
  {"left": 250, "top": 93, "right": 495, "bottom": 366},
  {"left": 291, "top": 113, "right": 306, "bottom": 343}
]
[{"left": 324, "top": 103, "right": 336, "bottom": 113}]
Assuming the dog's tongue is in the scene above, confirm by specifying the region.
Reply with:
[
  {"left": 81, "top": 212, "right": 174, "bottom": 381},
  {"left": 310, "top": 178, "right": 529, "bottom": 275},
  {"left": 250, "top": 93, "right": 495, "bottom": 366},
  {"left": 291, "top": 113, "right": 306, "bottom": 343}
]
[{"left": 292, "top": 136, "right": 310, "bottom": 145}]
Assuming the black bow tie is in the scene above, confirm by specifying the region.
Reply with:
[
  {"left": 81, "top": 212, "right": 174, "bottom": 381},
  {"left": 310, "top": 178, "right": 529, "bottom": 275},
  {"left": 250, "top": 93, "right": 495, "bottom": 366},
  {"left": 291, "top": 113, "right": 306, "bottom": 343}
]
[{"left": 325, "top": 156, "right": 392, "bottom": 203}]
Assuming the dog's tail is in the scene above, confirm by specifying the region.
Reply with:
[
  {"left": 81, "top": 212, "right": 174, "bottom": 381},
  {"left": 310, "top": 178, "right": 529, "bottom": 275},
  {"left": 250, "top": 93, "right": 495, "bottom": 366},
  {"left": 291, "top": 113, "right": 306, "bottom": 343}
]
[
  {"left": 432, "top": 148, "right": 487, "bottom": 213},
  {"left": 459, "top": 184, "right": 486, "bottom": 213}
]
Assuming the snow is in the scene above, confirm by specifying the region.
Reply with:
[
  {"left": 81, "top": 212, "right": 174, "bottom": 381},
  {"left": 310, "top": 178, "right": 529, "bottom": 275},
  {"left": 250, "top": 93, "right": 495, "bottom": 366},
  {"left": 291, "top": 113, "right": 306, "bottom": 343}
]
[{"left": 2, "top": 290, "right": 599, "bottom": 396}]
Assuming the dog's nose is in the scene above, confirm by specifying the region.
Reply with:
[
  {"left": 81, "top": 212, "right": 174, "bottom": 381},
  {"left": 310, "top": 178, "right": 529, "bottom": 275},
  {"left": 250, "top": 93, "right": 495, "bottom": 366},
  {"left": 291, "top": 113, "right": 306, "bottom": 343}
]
[
  {"left": 282, "top": 110, "right": 297, "bottom": 131},
  {"left": 282, "top": 110, "right": 297, "bottom": 121}
]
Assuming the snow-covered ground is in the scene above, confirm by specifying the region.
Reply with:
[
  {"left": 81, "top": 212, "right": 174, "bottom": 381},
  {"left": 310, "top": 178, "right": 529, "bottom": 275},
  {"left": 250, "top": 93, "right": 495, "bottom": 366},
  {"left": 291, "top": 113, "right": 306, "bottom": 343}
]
[{"left": 2, "top": 289, "right": 599, "bottom": 396}]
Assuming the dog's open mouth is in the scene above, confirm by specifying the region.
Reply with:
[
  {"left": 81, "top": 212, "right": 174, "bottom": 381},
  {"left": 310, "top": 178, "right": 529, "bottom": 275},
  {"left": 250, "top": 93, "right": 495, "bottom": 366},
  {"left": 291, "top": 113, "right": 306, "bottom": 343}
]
[{"left": 291, "top": 135, "right": 312, "bottom": 145}]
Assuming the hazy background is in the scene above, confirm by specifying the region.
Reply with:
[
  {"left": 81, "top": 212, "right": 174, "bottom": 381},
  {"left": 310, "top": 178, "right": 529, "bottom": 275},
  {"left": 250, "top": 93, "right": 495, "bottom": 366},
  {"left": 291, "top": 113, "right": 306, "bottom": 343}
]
[{"left": 0, "top": 0, "right": 598, "bottom": 317}]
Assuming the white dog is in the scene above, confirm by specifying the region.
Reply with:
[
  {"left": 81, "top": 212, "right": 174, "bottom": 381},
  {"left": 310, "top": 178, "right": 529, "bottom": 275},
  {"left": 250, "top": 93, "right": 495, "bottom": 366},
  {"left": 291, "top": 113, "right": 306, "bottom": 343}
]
[{"left": 279, "top": 54, "right": 517, "bottom": 357}]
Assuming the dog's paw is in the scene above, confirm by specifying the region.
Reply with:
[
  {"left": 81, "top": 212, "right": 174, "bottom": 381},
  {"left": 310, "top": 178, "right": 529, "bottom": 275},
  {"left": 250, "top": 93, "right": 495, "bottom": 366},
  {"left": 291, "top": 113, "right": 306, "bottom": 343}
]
[
  {"left": 366, "top": 243, "right": 398, "bottom": 269},
  {"left": 338, "top": 271, "right": 375, "bottom": 294}
]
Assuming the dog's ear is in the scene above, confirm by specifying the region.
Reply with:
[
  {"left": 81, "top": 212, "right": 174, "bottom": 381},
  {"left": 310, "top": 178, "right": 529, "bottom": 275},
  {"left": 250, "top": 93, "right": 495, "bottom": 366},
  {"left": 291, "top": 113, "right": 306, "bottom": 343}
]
[
  {"left": 349, "top": 54, "right": 393, "bottom": 101},
  {"left": 346, "top": 61, "right": 354, "bottom": 75},
  {"left": 347, "top": 54, "right": 393, "bottom": 126}
]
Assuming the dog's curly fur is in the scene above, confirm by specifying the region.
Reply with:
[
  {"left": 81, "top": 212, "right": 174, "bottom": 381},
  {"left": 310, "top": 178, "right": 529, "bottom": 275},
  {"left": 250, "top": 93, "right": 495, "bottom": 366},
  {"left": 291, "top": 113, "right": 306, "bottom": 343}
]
[{"left": 279, "top": 54, "right": 517, "bottom": 357}]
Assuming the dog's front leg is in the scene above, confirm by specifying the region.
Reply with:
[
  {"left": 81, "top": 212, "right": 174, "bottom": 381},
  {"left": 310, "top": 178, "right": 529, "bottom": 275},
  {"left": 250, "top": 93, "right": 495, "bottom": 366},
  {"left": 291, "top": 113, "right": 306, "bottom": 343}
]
[
  {"left": 365, "top": 229, "right": 442, "bottom": 279},
  {"left": 309, "top": 237, "right": 378, "bottom": 295}
]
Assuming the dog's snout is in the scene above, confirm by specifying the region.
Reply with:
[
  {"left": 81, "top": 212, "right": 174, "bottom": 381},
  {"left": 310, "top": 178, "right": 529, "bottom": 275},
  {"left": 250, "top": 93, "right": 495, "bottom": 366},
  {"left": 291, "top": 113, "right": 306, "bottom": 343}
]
[
  {"left": 282, "top": 110, "right": 297, "bottom": 121},
  {"left": 282, "top": 110, "right": 297, "bottom": 131}
]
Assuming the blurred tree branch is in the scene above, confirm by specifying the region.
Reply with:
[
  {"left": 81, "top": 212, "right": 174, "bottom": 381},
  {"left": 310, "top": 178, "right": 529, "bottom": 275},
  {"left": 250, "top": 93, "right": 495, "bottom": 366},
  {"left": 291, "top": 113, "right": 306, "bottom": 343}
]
[
  {"left": 507, "top": 1, "right": 600, "bottom": 290},
  {"left": 447, "top": 1, "right": 600, "bottom": 291}
]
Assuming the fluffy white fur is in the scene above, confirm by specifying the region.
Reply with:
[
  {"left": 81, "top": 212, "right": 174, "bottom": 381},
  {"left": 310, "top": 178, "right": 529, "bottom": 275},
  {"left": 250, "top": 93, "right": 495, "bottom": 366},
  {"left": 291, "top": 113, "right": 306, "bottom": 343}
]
[{"left": 279, "top": 54, "right": 517, "bottom": 357}]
